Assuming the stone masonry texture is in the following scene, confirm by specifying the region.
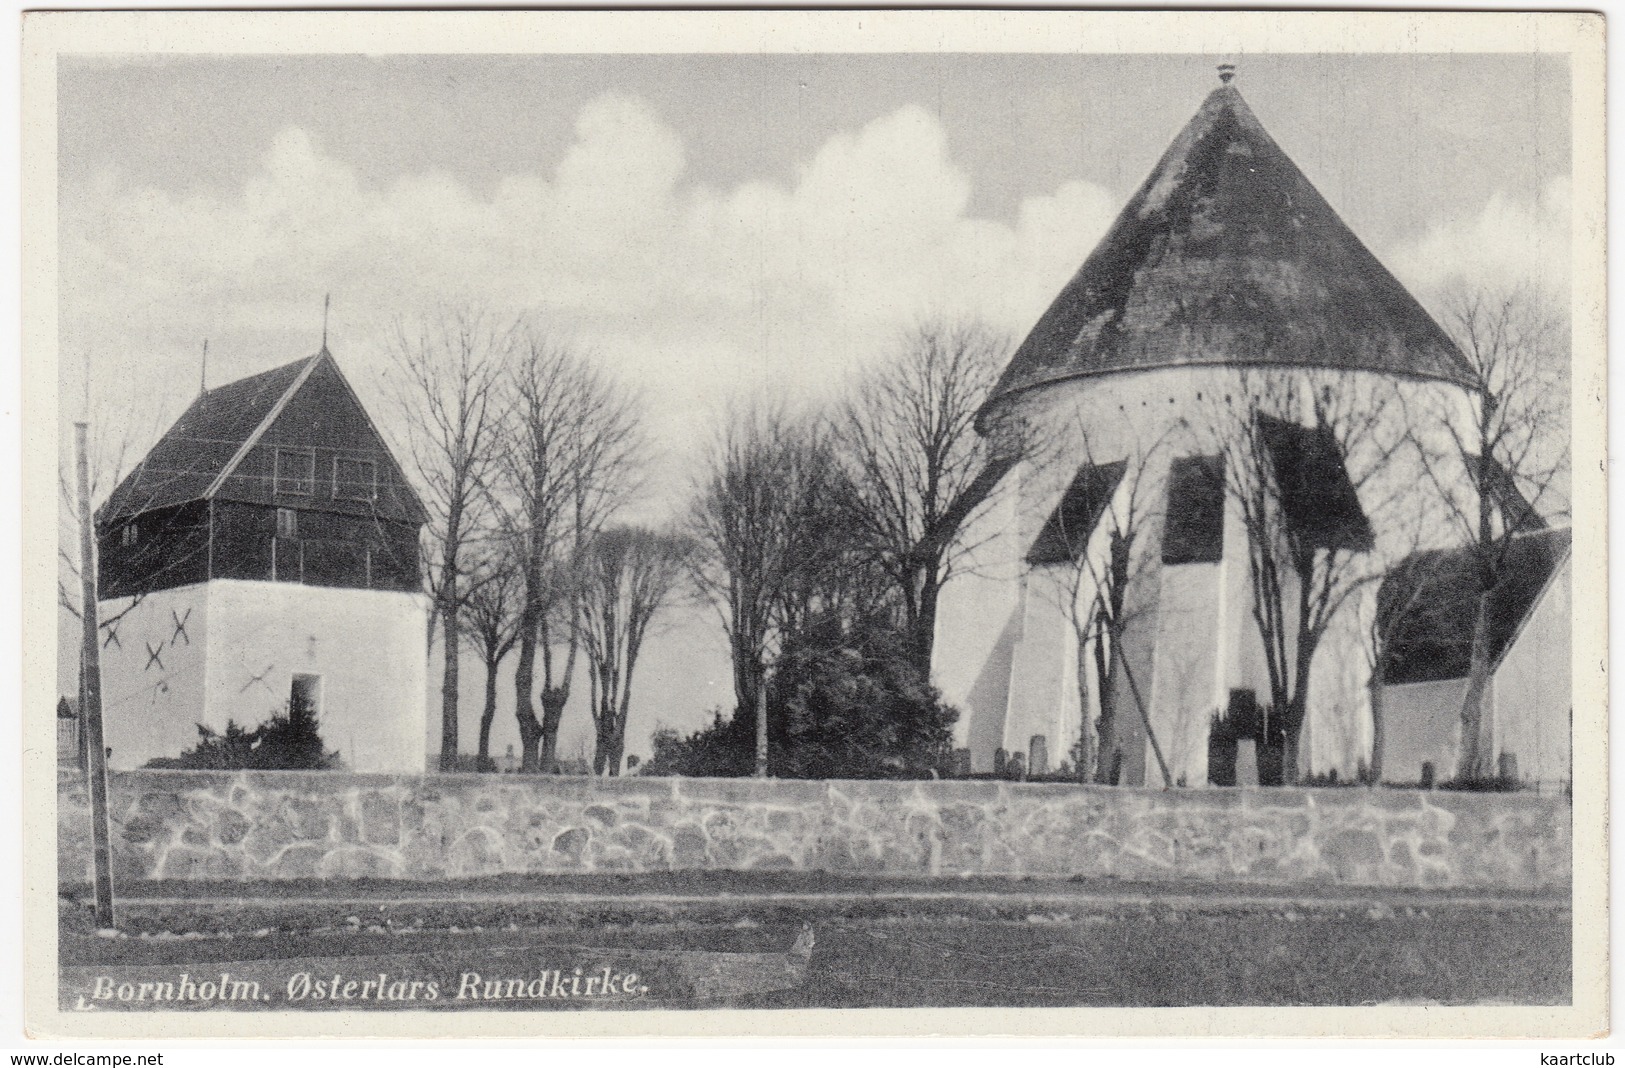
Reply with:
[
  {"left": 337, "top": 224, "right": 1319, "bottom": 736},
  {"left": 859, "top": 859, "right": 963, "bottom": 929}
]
[{"left": 57, "top": 770, "right": 1570, "bottom": 890}]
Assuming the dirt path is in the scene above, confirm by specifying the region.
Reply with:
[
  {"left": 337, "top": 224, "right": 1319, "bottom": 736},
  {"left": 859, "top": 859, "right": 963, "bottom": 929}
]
[{"left": 59, "top": 874, "right": 1570, "bottom": 1008}]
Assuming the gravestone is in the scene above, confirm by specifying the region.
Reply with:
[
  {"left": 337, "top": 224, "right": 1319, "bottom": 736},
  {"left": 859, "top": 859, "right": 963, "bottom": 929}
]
[
  {"left": 1006, "top": 752, "right": 1026, "bottom": 781},
  {"left": 1499, "top": 751, "right": 1520, "bottom": 783},
  {"left": 951, "top": 748, "right": 971, "bottom": 777},
  {"left": 1028, "top": 735, "right": 1049, "bottom": 777},
  {"left": 993, "top": 748, "right": 1008, "bottom": 776}
]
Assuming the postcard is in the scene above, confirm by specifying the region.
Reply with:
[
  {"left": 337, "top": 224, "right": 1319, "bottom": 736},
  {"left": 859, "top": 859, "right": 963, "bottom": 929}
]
[{"left": 21, "top": 9, "right": 1607, "bottom": 1039}]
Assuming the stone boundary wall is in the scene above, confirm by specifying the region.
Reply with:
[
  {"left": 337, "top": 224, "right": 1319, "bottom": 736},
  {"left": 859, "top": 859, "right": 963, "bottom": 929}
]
[{"left": 57, "top": 770, "right": 1570, "bottom": 891}]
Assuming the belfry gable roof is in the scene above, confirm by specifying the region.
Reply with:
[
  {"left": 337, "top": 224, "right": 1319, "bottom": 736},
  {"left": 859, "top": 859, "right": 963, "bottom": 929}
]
[
  {"left": 98, "top": 354, "right": 321, "bottom": 524},
  {"left": 97, "top": 347, "right": 425, "bottom": 527},
  {"left": 983, "top": 79, "right": 1477, "bottom": 417}
]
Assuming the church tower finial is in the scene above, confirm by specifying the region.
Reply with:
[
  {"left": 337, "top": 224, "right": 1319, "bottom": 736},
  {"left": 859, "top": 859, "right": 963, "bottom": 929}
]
[
  {"left": 200, "top": 339, "right": 208, "bottom": 396},
  {"left": 1217, "top": 63, "right": 1236, "bottom": 85},
  {"left": 321, "top": 293, "right": 331, "bottom": 353}
]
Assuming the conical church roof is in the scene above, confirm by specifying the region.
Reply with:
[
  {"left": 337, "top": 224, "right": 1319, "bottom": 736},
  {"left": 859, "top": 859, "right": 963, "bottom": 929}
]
[{"left": 983, "top": 79, "right": 1476, "bottom": 414}]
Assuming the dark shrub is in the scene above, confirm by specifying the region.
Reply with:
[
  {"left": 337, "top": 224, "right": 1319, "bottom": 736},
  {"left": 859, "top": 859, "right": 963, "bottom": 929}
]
[
  {"left": 145, "top": 696, "right": 342, "bottom": 771},
  {"left": 1438, "top": 775, "right": 1523, "bottom": 793},
  {"left": 642, "top": 622, "right": 957, "bottom": 779}
]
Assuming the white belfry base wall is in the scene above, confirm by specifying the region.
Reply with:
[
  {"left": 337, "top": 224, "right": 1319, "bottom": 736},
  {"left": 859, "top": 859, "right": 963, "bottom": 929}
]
[
  {"left": 97, "top": 580, "right": 427, "bottom": 774},
  {"left": 98, "top": 585, "right": 211, "bottom": 772}
]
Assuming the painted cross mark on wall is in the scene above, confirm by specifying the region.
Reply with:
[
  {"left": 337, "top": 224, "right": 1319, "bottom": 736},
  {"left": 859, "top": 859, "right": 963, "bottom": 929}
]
[
  {"left": 143, "top": 641, "right": 165, "bottom": 672},
  {"left": 240, "top": 664, "right": 276, "bottom": 694},
  {"left": 101, "top": 619, "right": 122, "bottom": 650},
  {"left": 170, "top": 607, "right": 192, "bottom": 646}
]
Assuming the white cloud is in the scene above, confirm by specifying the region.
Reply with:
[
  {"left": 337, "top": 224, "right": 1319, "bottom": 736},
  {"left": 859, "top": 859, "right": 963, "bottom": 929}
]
[
  {"left": 1385, "top": 177, "right": 1571, "bottom": 305},
  {"left": 57, "top": 91, "right": 1575, "bottom": 755},
  {"left": 60, "top": 93, "right": 1118, "bottom": 493},
  {"left": 58, "top": 93, "right": 1127, "bottom": 751},
  {"left": 63, "top": 94, "right": 1575, "bottom": 520}
]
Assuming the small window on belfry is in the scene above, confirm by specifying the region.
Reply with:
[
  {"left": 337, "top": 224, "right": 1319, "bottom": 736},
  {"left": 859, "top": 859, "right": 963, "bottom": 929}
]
[
  {"left": 276, "top": 508, "right": 297, "bottom": 538},
  {"left": 333, "top": 457, "right": 377, "bottom": 502},
  {"left": 120, "top": 522, "right": 138, "bottom": 548},
  {"left": 274, "top": 448, "right": 315, "bottom": 495}
]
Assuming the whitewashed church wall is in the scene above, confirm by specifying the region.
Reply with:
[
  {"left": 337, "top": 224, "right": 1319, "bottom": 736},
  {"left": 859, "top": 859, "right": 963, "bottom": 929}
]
[
  {"left": 1017, "top": 366, "right": 1229, "bottom": 463},
  {"left": 96, "top": 585, "right": 211, "bottom": 771},
  {"left": 1381, "top": 678, "right": 1466, "bottom": 785},
  {"left": 1003, "top": 567, "right": 1076, "bottom": 772},
  {"left": 933, "top": 471, "right": 1022, "bottom": 769},
  {"left": 1218, "top": 497, "right": 1267, "bottom": 712},
  {"left": 203, "top": 580, "right": 428, "bottom": 774},
  {"left": 1147, "top": 561, "right": 1221, "bottom": 785},
  {"left": 955, "top": 604, "right": 1020, "bottom": 772},
  {"left": 937, "top": 366, "right": 1479, "bottom": 782},
  {"left": 1492, "top": 552, "right": 1572, "bottom": 789},
  {"left": 1051, "top": 494, "right": 1128, "bottom": 777},
  {"left": 1305, "top": 598, "right": 1377, "bottom": 778}
]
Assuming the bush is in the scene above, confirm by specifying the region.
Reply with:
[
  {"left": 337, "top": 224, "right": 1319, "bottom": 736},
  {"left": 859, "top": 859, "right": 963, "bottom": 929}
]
[
  {"left": 1438, "top": 775, "right": 1524, "bottom": 793},
  {"left": 1299, "top": 768, "right": 1363, "bottom": 788},
  {"left": 642, "top": 623, "right": 957, "bottom": 779},
  {"left": 145, "top": 700, "right": 343, "bottom": 771}
]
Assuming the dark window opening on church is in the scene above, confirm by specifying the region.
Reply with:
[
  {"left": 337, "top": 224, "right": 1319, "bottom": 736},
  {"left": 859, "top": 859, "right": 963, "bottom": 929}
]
[
  {"left": 120, "top": 522, "right": 138, "bottom": 548},
  {"left": 1163, "top": 455, "right": 1225, "bottom": 564},
  {"left": 275, "top": 447, "right": 315, "bottom": 496},
  {"left": 1256, "top": 414, "right": 1373, "bottom": 552},
  {"left": 1027, "top": 459, "right": 1127, "bottom": 566},
  {"left": 333, "top": 457, "right": 377, "bottom": 502},
  {"left": 290, "top": 673, "right": 322, "bottom": 725}
]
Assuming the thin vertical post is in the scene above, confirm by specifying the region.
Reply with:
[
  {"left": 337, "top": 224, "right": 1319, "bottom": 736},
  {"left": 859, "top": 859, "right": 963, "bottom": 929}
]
[
  {"left": 75, "top": 422, "right": 116, "bottom": 929},
  {"left": 754, "top": 674, "right": 768, "bottom": 778}
]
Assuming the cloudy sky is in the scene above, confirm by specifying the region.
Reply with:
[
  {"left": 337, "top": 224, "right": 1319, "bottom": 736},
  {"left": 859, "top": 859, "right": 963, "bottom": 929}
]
[{"left": 56, "top": 51, "right": 1572, "bottom": 762}]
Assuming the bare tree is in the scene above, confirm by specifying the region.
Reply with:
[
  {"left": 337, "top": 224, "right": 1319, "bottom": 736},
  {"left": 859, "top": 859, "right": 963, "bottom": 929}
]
[
  {"left": 838, "top": 319, "right": 1016, "bottom": 676},
  {"left": 577, "top": 525, "right": 691, "bottom": 776},
  {"left": 1416, "top": 286, "right": 1569, "bottom": 780},
  {"left": 1195, "top": 370, "right": 1409, "bottom": 783},
  {"left": 690, "top": 405, "right": 845, "bottom": 776},
  {"left": 58, "top": 365, "right": 182, "bottom": 620},
  {"left": 464, "top": 549, "right": 522, "bottom": 771},
  {"left": 387, "top": 308, "right": 510, "bottom": 770},
  {"left": 497, "top": 323, "right": 641, "bottom": 773},
  {"left": 1035, "top": 426, "right": 1173, "bottom": 787}
]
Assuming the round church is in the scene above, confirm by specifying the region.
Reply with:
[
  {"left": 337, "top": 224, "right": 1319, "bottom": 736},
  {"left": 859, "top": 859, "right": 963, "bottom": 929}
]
[{"left": 933, "top": 73, "right": 1565, "bottom": 789}]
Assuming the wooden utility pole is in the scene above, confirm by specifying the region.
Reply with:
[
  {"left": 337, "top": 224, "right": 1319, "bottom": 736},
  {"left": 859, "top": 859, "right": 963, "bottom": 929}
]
[{"left": 74, "top": 422, "right": 116, "bottom": 929}]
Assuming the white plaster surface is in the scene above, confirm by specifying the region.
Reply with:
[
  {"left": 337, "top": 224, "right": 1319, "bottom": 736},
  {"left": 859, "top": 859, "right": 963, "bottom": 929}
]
[
  {"left": 1493, "top": 553, "right": 1572, "bottom": 789},
  {"left": 98, "top": 580, "right": 427, "bottom": 773},
  {"left": 934, "top": 366, "right": 1480, "bottom": 779}
]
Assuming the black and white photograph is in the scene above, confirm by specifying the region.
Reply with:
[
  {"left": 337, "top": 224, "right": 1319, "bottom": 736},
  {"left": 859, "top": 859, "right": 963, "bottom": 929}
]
[{"left": 21, "top": 10, "right": 1607, "bottom": 1040}]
